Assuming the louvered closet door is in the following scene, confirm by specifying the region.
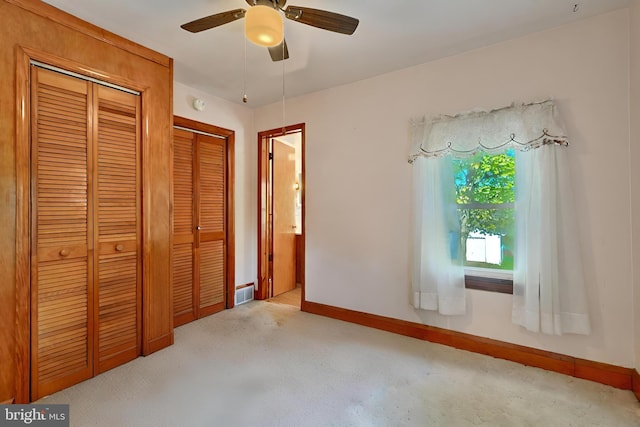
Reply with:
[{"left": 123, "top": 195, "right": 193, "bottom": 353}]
[
  {"left": 172, "top": 129, "right": 197, "bottom": 326},
  {"left": 31, "top": 66, "right": 141, "bottom": 400},
  {"left": 196, "top": 135, "right": 226, "bottom": 316},
  {"left": 172, "top": 130, "right": 226, "bottom": 326},
  {"left": 94, "top": 85, "right": 141, "bottom": 373},
  {"left": 30, "top": 67, "right": 93, "bottom": 400}
]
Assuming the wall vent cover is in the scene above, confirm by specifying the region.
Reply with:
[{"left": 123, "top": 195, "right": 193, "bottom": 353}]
[{"left": 235, "top": 285, "right": 255, "bottom": 305}]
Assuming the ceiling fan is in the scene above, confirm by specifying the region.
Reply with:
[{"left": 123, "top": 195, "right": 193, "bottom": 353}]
[{"left": 180, "top": 0, "right": 359, "bottom": 62}]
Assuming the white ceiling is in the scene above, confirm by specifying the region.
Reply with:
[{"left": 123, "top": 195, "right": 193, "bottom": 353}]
[{"left": 43, "top": 0, "right": 629, "bottom": 107}]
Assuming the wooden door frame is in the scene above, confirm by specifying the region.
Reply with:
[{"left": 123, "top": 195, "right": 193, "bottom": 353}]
[
  {"left": 256, "top": 123, "right": 305, "bottom": 302},
  {"left": 172, "top": 116, "right": 236, "bottom": 311}
]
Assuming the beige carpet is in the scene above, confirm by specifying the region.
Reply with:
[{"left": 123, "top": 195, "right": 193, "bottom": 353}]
[{"left": 39, "top": 301, "right": 639, "bottom": 426}]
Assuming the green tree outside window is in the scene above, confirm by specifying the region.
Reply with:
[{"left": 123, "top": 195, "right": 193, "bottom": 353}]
[{"left": 452, "top": 149, "right": 515, "bottom": 270}]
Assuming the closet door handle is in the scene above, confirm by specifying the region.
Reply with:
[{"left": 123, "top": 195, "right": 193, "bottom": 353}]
[
  {"left": 115, "top": 244, "right": 124, "bottom": 252},
  {"left": 59, "top": 249, "right": 70, "bottom": 257},
  {"left": 196, "top": 226, "right": 202, "bottom": 231}
]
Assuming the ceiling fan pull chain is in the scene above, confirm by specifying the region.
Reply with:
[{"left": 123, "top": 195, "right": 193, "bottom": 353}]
[{"left": 243, "top": 36, "right": 248, "bottom": 103}]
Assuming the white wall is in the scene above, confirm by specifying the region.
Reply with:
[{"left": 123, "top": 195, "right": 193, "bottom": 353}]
[
  {"left": 173, "top": 82, "right": 257, "bottom": 287},
  {"left": 630, "top": 0, "right": 640, "bottom": 372},
  {"left": 254, "top": 10, "right": 634, "bottom": 367}
]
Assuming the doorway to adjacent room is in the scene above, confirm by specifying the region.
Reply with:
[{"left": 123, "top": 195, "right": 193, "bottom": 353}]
[{"left": 257, "top": 124, "right": 305, "bottom": 307}]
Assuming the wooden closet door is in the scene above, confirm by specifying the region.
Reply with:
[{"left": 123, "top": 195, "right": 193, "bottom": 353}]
[
  {"left": 30, "top": 67, "right": 93, "bottom": 400},
  {"left": 31, "top": 67, "right": 142, "bottom": 399},
  {"left": 196, "top": 135, "right": 226, "bottom": 316},
  {"left": 172, "top": 129, "right": 197, "bottom": 326},
  {"left": 172, "top": 130, "right": 226, "bottom": 325},
  {"left": 94, "top": 85, "right": 141, "bottom": 373}
]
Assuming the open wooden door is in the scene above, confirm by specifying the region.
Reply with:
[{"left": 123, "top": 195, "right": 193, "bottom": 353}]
[
  {"left": 257, "top": 124, "right": 305, "bottom": 302},
  {"left": 272, "top": 140, "right": 297, "bottom": 297}
]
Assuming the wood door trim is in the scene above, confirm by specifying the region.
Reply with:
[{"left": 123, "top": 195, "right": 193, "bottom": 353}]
[
  {"left": 15, "top": 45, "right": 33, "bottom": 405},
  {"left": 256, "top": 124, "right": 305, "bottom": 302},
  {"left": 20, "top": 47, "right": 148, "bottom": 94},
  {"left": 257, "top": 134, "right": 269, "bottom": 300},
  {"left": 6, "top": 0, "right": 170, "bottom": 67},
  {"left": 144, "top": 334, "right": 175, "bottom": 355},
  {"left": 172, "top": 116, "right": 235, "bottom": 310}
]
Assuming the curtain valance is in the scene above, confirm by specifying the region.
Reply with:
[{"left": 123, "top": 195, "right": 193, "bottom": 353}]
[{"left": 408, "top": 99, "right": 568, "bottom": 162}]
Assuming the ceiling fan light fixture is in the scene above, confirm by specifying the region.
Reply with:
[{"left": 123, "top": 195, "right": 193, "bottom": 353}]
[{"left": 244, "top": 5, "right": 283, "bottom": 47}]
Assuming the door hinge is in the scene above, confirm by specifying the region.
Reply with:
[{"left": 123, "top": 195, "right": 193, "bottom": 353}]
[{"left": 268, "top": 152, "right": 273, "bottom": 160}]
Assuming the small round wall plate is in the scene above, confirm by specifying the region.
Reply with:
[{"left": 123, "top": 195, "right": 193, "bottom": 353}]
[{"left": 193, "top": 98, "right": 206, "bottom": 111}]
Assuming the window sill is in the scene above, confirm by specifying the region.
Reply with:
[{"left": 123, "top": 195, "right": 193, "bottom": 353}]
[{"left": 465, "top": 275, "right": 513, "bottom": 294}]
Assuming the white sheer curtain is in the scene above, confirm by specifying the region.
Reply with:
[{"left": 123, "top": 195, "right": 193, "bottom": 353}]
[
  {"left": 409, "top": 100, "right": 591, "bottom": 334},
  {"left": 411, "top": 154, "right": 466, "bottom": 315},
  {"left": 513, "top": 145, "right": 591, "bottom": 334}
]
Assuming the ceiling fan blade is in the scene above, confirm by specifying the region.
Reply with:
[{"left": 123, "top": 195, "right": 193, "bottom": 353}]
[
  {"left": 181, "top": 9, "right": 246, "bottom": 33},
  {"left": 284, "top": 6, "right": 359, "bottom": 35},
  {"left": 268, "top": 39, "right": 289, "bottom": 62}
]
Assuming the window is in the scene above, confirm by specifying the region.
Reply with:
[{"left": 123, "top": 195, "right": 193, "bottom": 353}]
[
  {"left": 410, "top": 101, "right": 590, "bottom": 333},
  {"left": 452, "top": 150, "right": 515, "bottom": 292}
]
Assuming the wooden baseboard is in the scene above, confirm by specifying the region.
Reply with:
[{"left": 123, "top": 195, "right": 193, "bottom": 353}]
[
  {"left": 301, "top": 301, "right": 634, "bottom": 391},
  {"left": 235, "top": 282, "right": 254, "bottom": 290}
]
